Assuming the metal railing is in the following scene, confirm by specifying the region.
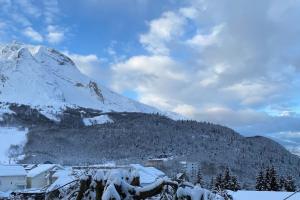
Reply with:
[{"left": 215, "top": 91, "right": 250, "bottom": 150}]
[{"left": 283, "top": 190, "right": 300, "bottom": 200}]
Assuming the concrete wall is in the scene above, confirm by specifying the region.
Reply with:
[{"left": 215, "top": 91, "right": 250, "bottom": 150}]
[
  {"left": 0, "top": 176, "right": 26, "bottom": 192},
  {"left": 27, "top": 172, "right": 48, "bottom": 189}
]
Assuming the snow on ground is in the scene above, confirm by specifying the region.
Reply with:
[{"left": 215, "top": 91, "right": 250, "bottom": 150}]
[
  {"left": 0, "top": 191, "right": 11, "bottom": 198},
  {"left": 0, "top": 103, "right": 14, "bottom": 121},
  {"left": 83, "top": 114, "right": 113, "bottom": 126},
  {"left": 0, "top": 127, "right": 27, "bottom": 164},
  {"left": 230, "top": 190, "right": 300, "bottom": 200}
]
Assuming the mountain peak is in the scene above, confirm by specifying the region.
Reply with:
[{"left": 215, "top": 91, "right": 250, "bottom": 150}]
[{"left": 0, "top": 43, "right": 177, "bottom": 121}]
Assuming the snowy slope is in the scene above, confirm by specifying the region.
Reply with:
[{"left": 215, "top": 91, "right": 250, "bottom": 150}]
[
  {"left": 83, "top": 114, "right": 113, "bottom": 126},
  {"left": 0, "top": 42, "right": 178, "bottom": 120}
]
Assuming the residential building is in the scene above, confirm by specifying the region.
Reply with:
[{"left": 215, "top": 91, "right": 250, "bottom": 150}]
[{"left": 0, "top": 165, "right": 26, "bottom": 192}]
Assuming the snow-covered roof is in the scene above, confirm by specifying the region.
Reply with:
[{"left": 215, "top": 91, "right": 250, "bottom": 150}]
[
  {"left": 27, "top": 164, "right": 58, "bottom": 177},
  {"left": 47, "top": 169, "right": 75, "bottom": 192},
  {"left": 0, "top": 165, "right": 26, "bottom": 176},
  {"left": 130, "top": 164, "right": 165, "bottom": 185}
]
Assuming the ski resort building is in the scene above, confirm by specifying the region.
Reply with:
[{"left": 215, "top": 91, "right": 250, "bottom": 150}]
[{"left": 0, "top": 165, "right": 27, "bottom": 192}]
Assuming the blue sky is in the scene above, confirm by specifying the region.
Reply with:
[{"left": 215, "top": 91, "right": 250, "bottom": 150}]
[{"left": 1, "top": 0, "right": 300, "bottom": 153}]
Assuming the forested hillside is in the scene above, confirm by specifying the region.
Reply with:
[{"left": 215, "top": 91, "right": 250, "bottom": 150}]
[{"left": 1, "top": 106, "right": 297, "bottom": 189}]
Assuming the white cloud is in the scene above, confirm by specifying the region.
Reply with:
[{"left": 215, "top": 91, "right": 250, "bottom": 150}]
[
  {"left": 173, "top": 104, "right": 197, "bottom": 117},
  {"left": 64, "top": 52, "right": 110, "bottom": 85},
  {"left": 222, "top": 81, "right": 280, "bottom": 106},
  {"left": 11, "top": 13, "right": 31, "bottom": 26},
  {"left": 23, "top": 27, "right": 43, "bottom": 42},
  {"left": 46, "top": 25, "right": 65, "bottom": 44},
  {"left": 186, "top": 24, "right": 223, "bottom": 48},
  {"left": 0, "top": 0, "right": 67, "bottom": 45},
  {"left": 43, "top": 0, "right": 60, "bottom": 24},
  {"left": 179, "top": 7, "right": 198, "bottom": 19},
  {"left": 140, "top": 11, "right": 186, "bottom": 55},
  {"left": 112, "top": 55, "right": 187, "bottom": 93},
  {"left": 17, "top": 0, "right": 41, "bottom": 18},
  {"left": 65, "top": 52, "right": 100, "bottom": 75},
  {"left": 111, "top": 0, "right": 300, "bottom": 138}
]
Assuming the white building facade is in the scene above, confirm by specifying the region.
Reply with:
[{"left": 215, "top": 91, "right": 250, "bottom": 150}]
[
  {"left": 27, "top": 164, "right": 62, "bottom": 189},
  {"left": 0, "top": 165, "right": 27, "bottom": 192}
]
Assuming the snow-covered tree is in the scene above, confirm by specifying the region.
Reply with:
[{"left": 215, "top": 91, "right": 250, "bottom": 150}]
[
  {"left": 264, "top": 167, "right": 271, "bottom": 191},
  {"left": 213, "top": 167, "right": 240, "bottom": 191},
  {"left": 6, "top": 144, "right": 23, "bottom": 164},
  {"left": 256, "top": 167, "right": 296, "bottom": 192},
  {"left": 279, "top": 176, "right": 285, "bottom": 191},
  {"left": 214, "top": 174, "right": 224, "bottom": 191},
  {"left": 255, "top": 170, "right": 265, "bottom": 191},
  {"left": 196, "top": 168, "right": 204, "bottom": 186},
  {"left": 44, "top": 169, "right": 224, "bottom": 200},
  {"left": 284, "top": 176, "right": 296, "bottom": 192},
  {"left": 230, "top": 176, "right": 240, "bottom": 191},
  {"left": 209, "top": 178, "right": 214, "bottom": 190},
  {"left": 177, "top": 185, "right": 224, "bottom": 200},
  {"left": 223, "top": 168, "right": 231, "bottom": 189},
  {"left": 269, "top": 166, "right": 279, "bottom": 191}
]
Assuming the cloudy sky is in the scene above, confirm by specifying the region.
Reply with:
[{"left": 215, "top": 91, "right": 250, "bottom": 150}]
[{"left": 1, "top": 0, "right": 300, "bottom": 153}]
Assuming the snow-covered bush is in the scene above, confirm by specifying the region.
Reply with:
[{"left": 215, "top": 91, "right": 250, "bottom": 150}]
[
  {"left": 177, "top": 185, "right": 224, "bottom": 200},
  {"left": 47, "top": 169, "right": 223, "bottom": 200}
]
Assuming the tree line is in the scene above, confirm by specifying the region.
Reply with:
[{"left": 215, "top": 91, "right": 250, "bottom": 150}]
[
  {"left": 256, "top": 166, "right": 297, "bottom": 192},
  {"left": 183, "top": 166, "right": 297, "bottom": 192},
  {"left": 211, "top": 167, "right": 241, "bottom": 192}
]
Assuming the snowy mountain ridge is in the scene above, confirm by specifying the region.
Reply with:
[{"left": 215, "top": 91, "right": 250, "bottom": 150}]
[{"left": 0, "top": 42, "right": 178, "bottom": 120}]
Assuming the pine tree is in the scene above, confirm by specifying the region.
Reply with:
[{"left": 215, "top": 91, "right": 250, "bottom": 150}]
[
  {"left": 223, "top": 167, "right": 231, "bottom": 190},
  {"left": 256, "top": 170, "right": 265, "bottom": 191},
  {"left": 269, "top": 166, "right": 279, "bottom": 191},
  {"left": 196, "top": 167, "right": 204, "bottom": 186},
  {"left": 210, "top": 177, "right": 215, "bottom": 190},
  {"left": 265, "top": 167, "right": 271, "bottom": 191},
  {"left": 230, "top": 176, "right": 241, "bottom": 191},
  {"left": 279, "top": 176, "right": 285, "bottom": 191},
  {"left": 284, "top": 176, "right": 296, "bottom": 192},
  {"left": 214, "top": 174, "right": 224, "bottom": 191}
]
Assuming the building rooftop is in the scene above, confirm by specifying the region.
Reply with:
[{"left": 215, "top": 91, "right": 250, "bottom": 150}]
[
  {"left": 27, "top": 164, "right": 57, "bottom": 178},
  {"left": 130, "top": 164, "right": 165, "bottom": 185},
  {"left": 0, "top": 165, "right": 26, "bottom": 176}
]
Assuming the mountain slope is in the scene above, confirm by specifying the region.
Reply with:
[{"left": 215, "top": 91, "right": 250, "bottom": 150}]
[
  {"left": 0, "top": 42, "right": 176, "bottom": 120},
  {"left": 1, "top": 42, "right": 300, "bottom": 189},
  {"left": 17, "top": 112, "right": 300, "bottom": 189}
]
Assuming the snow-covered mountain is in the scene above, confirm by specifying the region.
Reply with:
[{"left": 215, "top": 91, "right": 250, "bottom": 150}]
[
  {"left": 1, "top": 43, "right": 300, "bottom": 189},
  {"left": 0, "top": 42, "right": 176, "bottom": 120}
]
